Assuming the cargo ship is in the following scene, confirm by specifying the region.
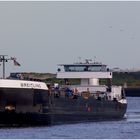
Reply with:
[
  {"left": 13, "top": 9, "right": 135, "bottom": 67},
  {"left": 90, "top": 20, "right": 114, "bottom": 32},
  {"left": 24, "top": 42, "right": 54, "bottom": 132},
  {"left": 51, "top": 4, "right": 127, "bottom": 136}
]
[
  {"left": 0, "top": 57, "right": 127, "bottom": 126},
  {"left": 125, "top": 87, "right": 140, "bottom": 97}
]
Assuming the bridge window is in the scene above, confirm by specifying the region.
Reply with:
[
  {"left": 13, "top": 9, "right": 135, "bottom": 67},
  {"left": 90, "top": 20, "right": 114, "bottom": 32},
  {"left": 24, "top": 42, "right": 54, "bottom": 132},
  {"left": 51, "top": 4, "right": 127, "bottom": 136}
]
[
  {"left": 64, "top": 65, "right": 107, "bottom": 72},
  {"left": 64, "top": 66, "right": 87, "bottom": 72}
]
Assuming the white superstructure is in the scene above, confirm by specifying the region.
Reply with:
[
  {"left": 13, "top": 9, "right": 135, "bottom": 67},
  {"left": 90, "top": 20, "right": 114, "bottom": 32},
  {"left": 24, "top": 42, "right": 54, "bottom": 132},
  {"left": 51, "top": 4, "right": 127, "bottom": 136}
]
[
  {"left": 57, "top": 72, "right": 112, "bottom": 79},
  {"left": 57, "top": 60, "right": 112, "bottom": 86},
  {"left": 57, "top": 59, "right": 127, "bottom": 103}
]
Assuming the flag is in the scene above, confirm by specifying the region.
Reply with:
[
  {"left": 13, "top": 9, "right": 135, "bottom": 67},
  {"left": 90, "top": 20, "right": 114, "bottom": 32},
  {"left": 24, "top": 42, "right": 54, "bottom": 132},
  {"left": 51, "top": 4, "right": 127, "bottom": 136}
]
[
  {"left": 11, "top": 57, "right": 21, "bottom": 66},
  {"left": 11, "top": 57, "right": 16, "bottom": 60},
  {"left": 13, "top": 60, "right": 21, "bottom": 66}
]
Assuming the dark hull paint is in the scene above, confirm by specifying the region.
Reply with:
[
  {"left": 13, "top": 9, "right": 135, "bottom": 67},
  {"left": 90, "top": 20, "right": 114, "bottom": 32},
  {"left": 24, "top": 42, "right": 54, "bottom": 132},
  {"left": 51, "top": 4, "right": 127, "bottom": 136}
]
[
  {"left": 49, "top": 97, "right": 127, "bottom": 125},
  {"left": 0, "top": 88, "right": 127, "bottom": 126},
  {"left": 0, "top": 109, "right": 127, "bottom": 127},
  {"left": 125, "top": 88, "right": 140, "bottom": 97}
]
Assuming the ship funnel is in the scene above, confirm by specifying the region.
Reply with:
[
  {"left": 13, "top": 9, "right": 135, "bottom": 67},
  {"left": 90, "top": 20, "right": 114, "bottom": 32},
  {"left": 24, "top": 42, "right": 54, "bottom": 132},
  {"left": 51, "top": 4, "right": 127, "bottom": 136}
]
[
  {"left": 89, "top": 78, "right": 99, "bottom": 86},
  {"left": 80, "top": 78, "right": 99, "bottom": 86}
]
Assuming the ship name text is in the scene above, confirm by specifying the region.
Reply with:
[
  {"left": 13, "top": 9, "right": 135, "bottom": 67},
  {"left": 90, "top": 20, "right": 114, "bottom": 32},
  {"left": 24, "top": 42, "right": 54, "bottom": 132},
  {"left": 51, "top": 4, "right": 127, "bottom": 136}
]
[{"left": 20, "top": 82, "right": 41, "bottom": 88}]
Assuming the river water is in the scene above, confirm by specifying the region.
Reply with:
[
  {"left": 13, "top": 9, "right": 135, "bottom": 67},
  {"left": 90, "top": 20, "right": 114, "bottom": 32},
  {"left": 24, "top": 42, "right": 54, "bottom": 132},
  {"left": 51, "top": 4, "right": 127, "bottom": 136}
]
[{"left": 0, "top": 97, "right": 140, "bottom": 139}]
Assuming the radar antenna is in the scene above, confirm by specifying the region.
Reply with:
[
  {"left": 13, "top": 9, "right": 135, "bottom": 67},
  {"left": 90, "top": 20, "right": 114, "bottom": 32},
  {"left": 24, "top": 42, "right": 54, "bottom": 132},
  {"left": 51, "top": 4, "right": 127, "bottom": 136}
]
[{"left": 85, "top": 59, "right": 92, "bottom": 64}]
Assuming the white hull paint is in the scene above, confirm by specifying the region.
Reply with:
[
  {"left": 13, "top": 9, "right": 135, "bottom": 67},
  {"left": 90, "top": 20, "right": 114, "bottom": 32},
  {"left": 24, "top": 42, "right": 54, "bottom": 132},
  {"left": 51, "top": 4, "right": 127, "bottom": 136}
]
[{"left": 0, "top": 79, "right": 48, "bottom": 90}]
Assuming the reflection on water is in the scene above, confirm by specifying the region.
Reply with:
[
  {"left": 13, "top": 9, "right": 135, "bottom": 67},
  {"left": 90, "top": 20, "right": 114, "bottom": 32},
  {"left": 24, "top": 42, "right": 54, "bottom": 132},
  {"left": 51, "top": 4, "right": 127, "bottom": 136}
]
[
  {"left": 126, "top": 97, "right": 140, "bottom": 123},
  {"left": 0, "top": 97, "right": 140, "bottom": 139},
  {"left": 126, "top": 112, "right": 140, "bottom": 122}
]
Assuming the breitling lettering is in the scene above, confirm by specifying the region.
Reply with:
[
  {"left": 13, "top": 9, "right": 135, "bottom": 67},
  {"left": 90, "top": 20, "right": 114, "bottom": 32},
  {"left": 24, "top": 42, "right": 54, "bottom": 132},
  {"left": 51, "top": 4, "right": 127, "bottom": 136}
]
[{"left": 20, "top": 83, "right": 41, "bottom": 88}]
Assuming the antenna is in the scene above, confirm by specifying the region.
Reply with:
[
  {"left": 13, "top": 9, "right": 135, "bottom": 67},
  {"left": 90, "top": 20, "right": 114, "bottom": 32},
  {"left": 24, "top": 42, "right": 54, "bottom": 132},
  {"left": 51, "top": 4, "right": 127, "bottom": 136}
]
[
  {"left": 93, "top": 56, "right": 96, "bottom": 63},
  {"left": 78, "top": 57, "right": 82, "bottom": 63}
]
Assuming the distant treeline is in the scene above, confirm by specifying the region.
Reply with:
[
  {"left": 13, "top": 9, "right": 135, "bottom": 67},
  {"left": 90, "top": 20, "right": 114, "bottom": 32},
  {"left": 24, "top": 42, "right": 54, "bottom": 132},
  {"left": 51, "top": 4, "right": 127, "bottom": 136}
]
[
  {"left": 45, "top": 72, "right": 140, "bottom": 87},
  {"left": 112, "top": 72, "right": 140, "bottom": 87},
  {"left": 20, "top": 72, "right": 140, "bottom": 87}
]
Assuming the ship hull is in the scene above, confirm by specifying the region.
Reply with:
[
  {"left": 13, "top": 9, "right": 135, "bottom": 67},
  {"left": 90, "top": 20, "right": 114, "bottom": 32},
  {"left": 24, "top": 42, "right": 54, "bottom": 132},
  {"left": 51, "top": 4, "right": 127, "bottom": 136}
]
[
  {"left": 48, "top": 97, "right": 127, "bottom": 125},
  {"left": 125, "top": 87, "right": 140, "bottom": 97},
  {"left": 0, "top": 100, "right": 127, "bottom": 126},
  {"left": 0, "top": 107, "right": 127, "bottom": 127},
  {"left": 0, "top": 87, "right": 127, "bottom": 126}
]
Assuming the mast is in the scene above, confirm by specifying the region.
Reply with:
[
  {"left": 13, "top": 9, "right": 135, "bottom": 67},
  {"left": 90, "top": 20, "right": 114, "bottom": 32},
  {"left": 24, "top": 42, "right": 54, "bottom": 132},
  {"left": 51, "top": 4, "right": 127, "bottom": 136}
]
[
  {"left": 0, "top": 55, "right": 20, "bottom": 79},
  {"left": 0, "top": 55, "right": 8, "bottom": 79}
]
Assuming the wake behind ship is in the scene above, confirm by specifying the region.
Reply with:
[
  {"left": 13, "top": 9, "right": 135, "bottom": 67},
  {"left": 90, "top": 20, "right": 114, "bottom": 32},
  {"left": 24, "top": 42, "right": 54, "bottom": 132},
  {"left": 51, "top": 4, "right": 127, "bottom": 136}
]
[{"left": 0, "top": 56, "right": 127, "bottom": 126}]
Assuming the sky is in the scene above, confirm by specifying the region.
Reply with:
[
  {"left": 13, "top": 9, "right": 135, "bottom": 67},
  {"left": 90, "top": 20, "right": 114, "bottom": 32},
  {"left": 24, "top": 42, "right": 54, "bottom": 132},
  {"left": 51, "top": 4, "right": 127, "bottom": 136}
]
[{"left": 0, "top": 1, "right": 140, "bottom": 77}]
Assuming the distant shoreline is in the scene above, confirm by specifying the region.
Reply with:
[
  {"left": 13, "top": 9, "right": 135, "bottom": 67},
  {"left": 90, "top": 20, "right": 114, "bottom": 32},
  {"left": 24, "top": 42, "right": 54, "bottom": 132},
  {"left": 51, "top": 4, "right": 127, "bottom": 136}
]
[{"left": 9, "top": 71, "right": 140, "bottom": 88}]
